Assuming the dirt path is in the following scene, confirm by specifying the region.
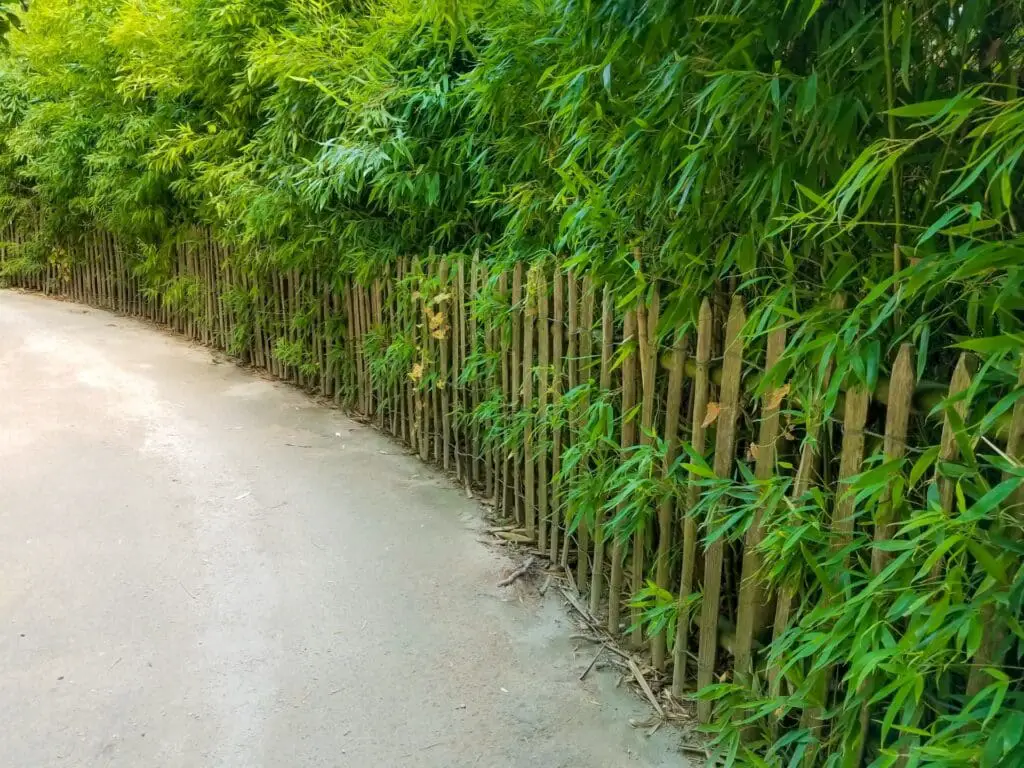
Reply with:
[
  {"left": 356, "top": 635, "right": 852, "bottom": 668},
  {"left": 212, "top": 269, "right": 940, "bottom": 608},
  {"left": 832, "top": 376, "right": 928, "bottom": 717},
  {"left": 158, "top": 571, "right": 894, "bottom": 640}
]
[{"left": 0, "top": 291, "right": 685, "bottom": 768}]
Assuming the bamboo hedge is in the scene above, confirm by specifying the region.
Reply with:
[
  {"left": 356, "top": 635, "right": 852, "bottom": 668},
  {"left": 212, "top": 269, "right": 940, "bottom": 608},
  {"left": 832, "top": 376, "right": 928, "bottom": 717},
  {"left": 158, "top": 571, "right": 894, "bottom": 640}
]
[{"left": 2, "top": 1, "right": 1024, "bottom": 765}]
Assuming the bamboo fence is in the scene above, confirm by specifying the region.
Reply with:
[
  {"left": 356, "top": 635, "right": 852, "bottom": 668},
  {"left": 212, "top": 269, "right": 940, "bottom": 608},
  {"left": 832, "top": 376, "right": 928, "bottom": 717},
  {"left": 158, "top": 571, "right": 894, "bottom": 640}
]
[{"left": 2, "top": 225, "right": 1022, "bottom": 739}]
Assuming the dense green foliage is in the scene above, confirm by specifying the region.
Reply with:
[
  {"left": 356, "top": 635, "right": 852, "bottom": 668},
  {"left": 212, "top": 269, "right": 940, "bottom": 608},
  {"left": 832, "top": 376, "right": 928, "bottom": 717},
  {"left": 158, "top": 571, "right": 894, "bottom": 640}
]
[{"left": 3, "top": 1, "right": 1024, "bottom": 765}]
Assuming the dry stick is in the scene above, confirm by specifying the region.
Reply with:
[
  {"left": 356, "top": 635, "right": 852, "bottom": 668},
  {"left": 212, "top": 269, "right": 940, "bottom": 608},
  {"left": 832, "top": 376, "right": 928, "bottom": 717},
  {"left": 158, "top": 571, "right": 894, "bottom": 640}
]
[
  {"left": 652, "top": 331, "right": 688, "bottom": 673},
  {"left": 589, "top": 287, "right": 614, "bottom": 616},
  {"left": 498, "top": 555, "right": 536, "bottom": 588},
  {"left": 439, "top": 260, "right": 452, "bottom": 471},
  {"left": 696, "top": 295, "right": 747, "bottom": 725},
  {"left": 608, "top": 309, "right": 638, "bottom": 637},
  {"left": 565, "top": 274, "right": 580, "bottom": 571},
  {"left": 853, "top": 346, "right": 914, "bottom": 764},
  {"left": 575, "top": 279, "right": 595, "bottom": 584},
  {"left": 734, "top": 326, "right": 787, "bottom": 681},
  {"left": 966, "top": 358, "right": 1024, "bottom": 697},
  {"left": 634, "top": 284, "right": 661, "bottom": 649},
  {"left": 523, "top": 267, "right": 537, "bottom": 539},
  {"left": 672, "top": 298, "right": 714, "bottom": 698},
  {"left": 511, "top": 263, "right": 525, "bottom": 524},
  {"left": 537, "top": 270, "right": 551, "bottom": 553},
  {"left": 550, "top": 272, "right": 565, "bottom": 563}
]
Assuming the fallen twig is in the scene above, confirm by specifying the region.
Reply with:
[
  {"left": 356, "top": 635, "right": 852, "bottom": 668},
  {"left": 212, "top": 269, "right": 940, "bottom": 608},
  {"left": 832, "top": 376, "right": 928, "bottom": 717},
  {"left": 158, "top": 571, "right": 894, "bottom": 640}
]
[
  {"left": 538, "top": 574, "right": 553, "bottom": 596},
  {"left": 497, "top": 555, "right": 536, "bottom": 587},
  {"left": 495, "top": 531, "right": 534, "bottom": 543},
  {"left": 579, "top": 643, "right": 606, "bottom": 681},
  {"left": 628, "top": 658, "right": 665, "bottom": 718}
]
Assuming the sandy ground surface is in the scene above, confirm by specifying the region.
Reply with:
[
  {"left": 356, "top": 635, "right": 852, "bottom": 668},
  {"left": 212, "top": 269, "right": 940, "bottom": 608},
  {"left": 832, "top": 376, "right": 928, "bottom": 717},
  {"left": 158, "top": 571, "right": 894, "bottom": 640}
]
[{"left": 0, "top": 290, "right": 687, "bottom": 768}]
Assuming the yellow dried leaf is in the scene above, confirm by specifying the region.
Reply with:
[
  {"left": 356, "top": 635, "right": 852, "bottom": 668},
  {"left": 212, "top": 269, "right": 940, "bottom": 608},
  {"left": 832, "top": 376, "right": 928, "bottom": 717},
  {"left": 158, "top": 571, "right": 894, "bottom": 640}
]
[
  {"left": 409, "top": 362, "right": 423, "bottom": 382},
  {"left": 748, "top": 443, "right": 760, "bottom": 462},
  {"left": 766, "top": 383, "right": 790, "bottom": 410},
  {"left": 432, "top": 292, "right": 451, "bottom": 305},
  {"left": 431, "top": 326, "right": 448, "bottom": 340},
  {"left": 702, "top": 402, "right": 721, "bottom": 428}
]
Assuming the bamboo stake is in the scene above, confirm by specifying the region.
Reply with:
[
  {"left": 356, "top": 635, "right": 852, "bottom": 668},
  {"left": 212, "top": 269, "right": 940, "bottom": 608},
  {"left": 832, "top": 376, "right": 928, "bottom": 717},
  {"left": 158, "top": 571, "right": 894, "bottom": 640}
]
[
  {"left": 801, "top": 380, "right": 871, "bottom": 749},
  {"left": 633, "top": 284, "right": 660, "bottom": 648},
  {"left": 470, "top": 254, "right": 483, "bottom": 490},
  {"left": 966, "top": 359, "right": 1024, "bottom": 696},
  {"left": 455, "top": 258, "right": 467, "bottom": 480},
  {"left": 574, "top": 278, "right": 595, "bottom": 584},
  {"left": 511, "top": 263, "right": 524, "bottom": 524},
  {"left": 696, "top": 296, "right": 747, "bottom": 724},
  {"left": 563, "top": 273, "right": 580, "bottom": 570},
  {"left": 652, "top": 330, "right": 687, "bottom": 672},
  {"left": 590, "top": 287, "right": 614, "bottom": 616},
  {"left": 439, "top": 260, "right": 452, "bottom": 471},
  {"left": 672, "top": 298, "right": 714, "bottom": 697},
  {"left": 537, "top": 269, "right": 550, "bottom": 553},
  {"left": 936, "top": 354, "right": 975, "bottom": 521},
  {"left": 734, "top": 326, "right": 787, "bottom": 680},
  {"left": 608, "top": 309, "right": 637, "bottom": 636},
  {"left": 498, "top": 271, "right": 511, "bottom": 514},
  {"left": 851, "top": 348, "right": 917, "bottom": 765},
  {"left": 550, "top": 272, "right": 565, "bottom": 563},
  {"left": 523, "top": 267, "right": 536, "bottom": 539}
]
